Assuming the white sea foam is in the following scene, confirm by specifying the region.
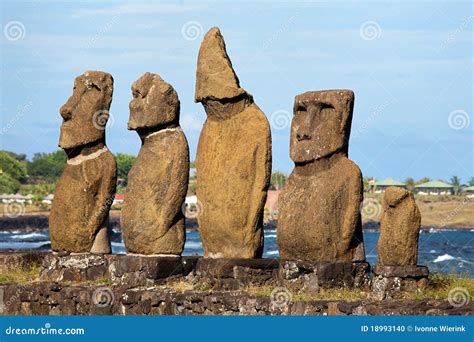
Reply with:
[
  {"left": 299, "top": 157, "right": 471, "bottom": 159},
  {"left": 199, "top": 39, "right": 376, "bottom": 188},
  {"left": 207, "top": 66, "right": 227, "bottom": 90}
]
[
  {"left": 10, "top": 232, "right": 47, "bottom": 239},
  {"left": 265, "top": 250, "right": 279, "bottom": 255},
  {"left": 433, "top": 254, "right": 455, "bottom": 263},
  {"left": 265, "top": 234, "right": 277, "bottom": 238},
  {"left": 184, "top": 241, "right": 202, "bottom": 249},
  {"left": 429, "top": 249, "right": 437, "bottom": 254}
]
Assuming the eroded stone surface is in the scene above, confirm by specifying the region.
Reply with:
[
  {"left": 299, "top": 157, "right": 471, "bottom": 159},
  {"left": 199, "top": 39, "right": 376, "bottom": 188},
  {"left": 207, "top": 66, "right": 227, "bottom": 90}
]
[
  {"left": 50, "top": 71, "right": 116, "bottom": 253},
  {"left": 195, "top": 27, "right": 271, "bottom": 258},
  {"left": 121, "top": 73, "right": 189, "bottom": 255},
  {"left": 378, "top": 187, "right": 421, "bottom": 266},
  {"left": 278, "top": 90, "right": 365, "bottom": 263}
]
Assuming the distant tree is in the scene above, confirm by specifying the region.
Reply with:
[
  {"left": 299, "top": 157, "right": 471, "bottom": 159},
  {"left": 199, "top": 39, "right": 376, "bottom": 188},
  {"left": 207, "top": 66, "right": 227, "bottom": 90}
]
[
  {"left": 5, "top": 151, "right": 27, "bottom": 162},
  {"left": 450, "top": 176, "right": 461, "bottom": 195},
  {"left": 363, "top": 177, "right": 369, "bottom": 192},
  {"left": 271, "top": 171, "right": 287, "bottom": 190},
  {"left": 115, "top": 153, "right": 135, "bottom": 183},
  {"left": 415, "top": 177, "right": 430, "bottom": 185},
  {"left": 468, "top": 177, "right": 474, "bottom": 187},
  {"left": 20, "top": 183, "right": 56, "bottom": 196},
  {"left": 188, "top": 179, "right": 197, "bottom": 195},
  {"left": 190, "top": 160, "right": 196, "bottom": 169},
  {"left": 404, "top": 177, "right": 415, "bottom": 191},
  {"left": 0, "top": 151, "right": 28, "bottom": 183},
  {"left": 0, "top": 173, "right": 21, "bottom": 193},
  {"left": 27, "top": 150, "right": 67, "bottom": 182}
]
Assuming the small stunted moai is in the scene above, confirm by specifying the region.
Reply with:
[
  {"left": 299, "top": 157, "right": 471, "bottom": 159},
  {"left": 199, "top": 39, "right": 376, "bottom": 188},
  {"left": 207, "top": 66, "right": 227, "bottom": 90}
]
[
  {"left": 278, "top": 90, "right": 365, "bottom": 263},
  {"left": 195, "top": 27, "right": 272, "bottom": 258},
  {"left": 378, "top": 186, "right": 421, "bottom": 266},
  {"left": 121, "top": 73, "right": 189, "bottom": 255},
  {"left": 50, "top": 71, "right": 117, "bottom": 254},
  {"left": 372, "top": 186, "right": 428, "bottom": 298}
]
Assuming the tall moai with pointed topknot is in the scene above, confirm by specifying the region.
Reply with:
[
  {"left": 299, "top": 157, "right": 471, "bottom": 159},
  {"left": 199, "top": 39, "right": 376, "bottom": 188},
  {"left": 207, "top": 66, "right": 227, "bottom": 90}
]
[
  {"left": 121, "top": 72, "right": 189, "bottom": 255},
  {"left": 277, "top": 90, "right": 365, "bottom": 263},
  {"left": 377, "top": 186, "right": 421, "bottom": 266},
  {"left": 195, "top": 27, "right": 272, "bottom": 258},
  {"left": 50, "top": 70, "right": 117, "bottom": 254}
]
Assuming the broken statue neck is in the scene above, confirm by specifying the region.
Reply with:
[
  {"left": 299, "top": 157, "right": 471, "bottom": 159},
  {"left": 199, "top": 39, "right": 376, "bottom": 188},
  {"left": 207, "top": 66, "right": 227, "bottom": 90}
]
[
  {"left": 202, "top": 93, "right": 252, "bottom": 120},
  {"left": 138, "top": 122, "right": 180, "bottom": 144},
  {"left": 294, "top": 150, "right": 347, "bottom": 177},
  {"left": 64, "top": 139, "right": 106, "bottom": 160}
]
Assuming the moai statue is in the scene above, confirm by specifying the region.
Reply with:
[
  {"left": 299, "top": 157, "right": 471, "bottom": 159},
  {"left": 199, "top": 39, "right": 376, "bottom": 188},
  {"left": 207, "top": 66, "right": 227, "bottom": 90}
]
[
  {"left": 377, "top": 186, "right": 421, "bottom": 266},
  {"left": 50, "top": 71, "right": 117, "bottom": 254},
  {"left": 121, "top": 73, "right": 189, "bottom": 255},
  {"left": 277, "top": 90, "right": 365, "bottom": 263},
  {"left": 195, "top": 27, "right": 272, "bottom": 258},
  {"left": 372, "top": 186, "right": 427, "bottom": 298}
]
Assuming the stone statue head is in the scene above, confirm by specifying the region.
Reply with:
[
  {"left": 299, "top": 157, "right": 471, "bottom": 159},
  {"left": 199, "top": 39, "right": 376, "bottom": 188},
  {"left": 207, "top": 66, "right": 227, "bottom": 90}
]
[
  {"left": 59, "top": 71, "right": 113, "bottom": 150},
  {"left": 290, "top": 90, "right": 354, "bottom": 163},
  {"left": 128, "top": 72, "right": 180, "bottom": 131},
  {"left": 383, "top": 186, "right": 410, "bottom": 208}
]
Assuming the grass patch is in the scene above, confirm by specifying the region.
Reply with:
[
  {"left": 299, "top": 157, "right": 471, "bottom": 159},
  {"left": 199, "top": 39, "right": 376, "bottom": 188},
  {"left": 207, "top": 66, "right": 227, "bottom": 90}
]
[
  {"left": 0, "top": 264, "right": 41, "bottom": 285},
  {"left": 61, "top": 278, "right": 112, "bottom": 287},
  {"left": 405, "top": 272, "right": 474, "bottom": 300},
  {"left": 246, "top": 273, "right": 474, "bottom": 302}
]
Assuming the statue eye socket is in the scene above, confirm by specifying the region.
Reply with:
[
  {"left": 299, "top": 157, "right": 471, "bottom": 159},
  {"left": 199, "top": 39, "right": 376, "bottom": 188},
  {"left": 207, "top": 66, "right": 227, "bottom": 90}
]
[
  {"left": 85, "top": 81, "right": 100, "bottom": 91},
  {"left": 296, "top": 105, "right": 306, "bottom": 112}
]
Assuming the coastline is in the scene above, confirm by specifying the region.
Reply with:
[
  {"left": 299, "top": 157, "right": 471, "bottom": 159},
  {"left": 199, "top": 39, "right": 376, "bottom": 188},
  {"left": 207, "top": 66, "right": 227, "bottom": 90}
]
[{"left": 0, "top": 211, "right": 473, "bottom": 232}]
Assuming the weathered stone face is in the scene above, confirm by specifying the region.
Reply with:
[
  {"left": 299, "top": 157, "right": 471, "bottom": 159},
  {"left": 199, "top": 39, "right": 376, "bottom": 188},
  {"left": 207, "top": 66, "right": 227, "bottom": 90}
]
[
  {"left": 378, "top": 187, "right": 421, "bottom": 266},
  {"left": 50, "top": 71, "right": 116, "bottom": 254},
  {"left": 290, "top": 90, "right": 354, "bottom": 163},
  {"left": 195, "top": 27, "right": 271, "bottom": 258},
  {"left": 278, "top": 90, "right": 364, "bottom": 263},
  {"left": 128, "top": 72, "right": 180, "bottom": 130},
  {"left": 59, "top": 71, "right": 113, "bottom": 149},
  {"left": 121, "top": 74, "right": 189, "bottom": 255}
]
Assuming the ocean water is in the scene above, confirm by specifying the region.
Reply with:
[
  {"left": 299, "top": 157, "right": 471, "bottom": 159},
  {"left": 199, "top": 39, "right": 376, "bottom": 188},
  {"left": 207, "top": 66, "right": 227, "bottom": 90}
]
[{"left": 0, "top": 228, "right": 473, "bottom": 276}]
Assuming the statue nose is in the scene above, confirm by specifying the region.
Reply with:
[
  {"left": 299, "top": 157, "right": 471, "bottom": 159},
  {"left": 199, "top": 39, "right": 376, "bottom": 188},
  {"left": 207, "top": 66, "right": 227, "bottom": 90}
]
[
  {"left": 59, "top": 104, "right": 72, "bottom": 120},
  {"left": 296, "top": 132, "right": 311, "bottom": 141}
]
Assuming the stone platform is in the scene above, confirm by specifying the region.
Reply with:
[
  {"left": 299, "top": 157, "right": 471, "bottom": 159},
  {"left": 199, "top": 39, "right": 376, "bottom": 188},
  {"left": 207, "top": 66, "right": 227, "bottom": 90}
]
[
  {"left": 35, "top": 253, "right": 370, "bottom": 290},
  {"left": 1, "top": 282, "right": 471, "bottom": 316},
  {"left": 372, "top": 265, "right": 429, "bottom": 300},
  {"left": 0, "top": 252, "right": 467, "bottom": 316}
]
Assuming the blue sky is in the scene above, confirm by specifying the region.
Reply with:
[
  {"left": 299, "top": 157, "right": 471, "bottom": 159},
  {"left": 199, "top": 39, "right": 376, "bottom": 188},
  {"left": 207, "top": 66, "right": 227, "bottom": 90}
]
[{"left": 1, "top": 0, "right": 472, "bottom": 182}]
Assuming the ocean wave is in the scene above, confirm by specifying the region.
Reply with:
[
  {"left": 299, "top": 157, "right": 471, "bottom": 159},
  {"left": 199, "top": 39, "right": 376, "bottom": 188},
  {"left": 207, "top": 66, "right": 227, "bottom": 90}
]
[
  {"left": 184, "top": 241, "right": 202, "bottom": 249},
  {"left": 265, "top": 234, "right": 277, "bottom": 238},
  {"left": 433, "top": 254, "right": 455, "bottom": 263},
  {"left": 265, "top": 250, "right": 279, "bottom": 255},
  {"left": 10, "top": 232, "right": 47, "bottom": 240}
]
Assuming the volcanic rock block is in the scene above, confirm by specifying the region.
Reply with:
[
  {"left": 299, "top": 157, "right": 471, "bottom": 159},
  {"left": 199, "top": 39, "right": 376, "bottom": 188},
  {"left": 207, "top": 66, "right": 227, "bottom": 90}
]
[
  {"left": 277, "top": 90, "right": 365, "bottom": 263},
  {"left": 377, "top": 186, "right": 421, "bottom": 266},
  {"left": 50, "top": 71, "right": 117, "bottom": 254},
  {"left": 121, "top": 72, "right": 189, "bottom": 255},
  {"left": 195, "top": 27, "right": 272, "bottom": 258}
]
